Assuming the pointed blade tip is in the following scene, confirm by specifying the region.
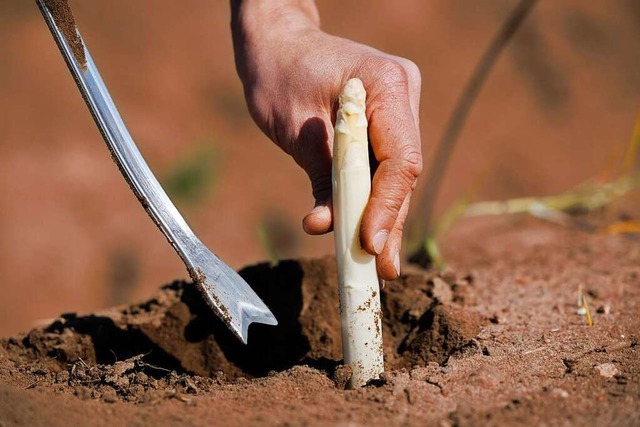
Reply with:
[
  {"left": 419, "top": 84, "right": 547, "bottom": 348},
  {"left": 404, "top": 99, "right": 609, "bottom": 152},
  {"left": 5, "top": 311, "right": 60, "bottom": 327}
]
[{"left": 239, "top": 310, "right": 278, "bottom": 345}]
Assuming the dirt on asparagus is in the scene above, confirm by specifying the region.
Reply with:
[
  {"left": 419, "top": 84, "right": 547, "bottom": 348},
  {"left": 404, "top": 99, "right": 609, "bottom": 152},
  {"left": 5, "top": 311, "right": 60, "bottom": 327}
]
[{"left": 1, "top": 218, "right": 639, "bottom": 426}]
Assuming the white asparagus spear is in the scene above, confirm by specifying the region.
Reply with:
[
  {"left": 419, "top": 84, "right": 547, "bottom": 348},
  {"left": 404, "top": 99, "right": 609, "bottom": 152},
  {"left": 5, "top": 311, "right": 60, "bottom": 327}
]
[{"left": 332, "top": 78, "right": 384, "bottom": 388}]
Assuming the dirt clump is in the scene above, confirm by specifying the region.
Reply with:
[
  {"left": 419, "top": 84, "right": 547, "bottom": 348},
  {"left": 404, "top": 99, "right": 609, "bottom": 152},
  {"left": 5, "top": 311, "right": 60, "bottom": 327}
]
[{"left": 381, "top": 273, "right": 483, "bottom": 368}]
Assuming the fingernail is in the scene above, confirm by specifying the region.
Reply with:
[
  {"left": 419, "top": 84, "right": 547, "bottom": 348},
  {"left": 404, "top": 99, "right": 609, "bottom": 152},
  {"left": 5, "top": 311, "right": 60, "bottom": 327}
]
[
  {"left": 373, "top": 230, "right": 389, "bottom": 254},
  {"left": 378, "top": 278, "right": 385, "bottom": 289},
  {"left": 393, "top": 252, "right": 400, "bottom": 277}
]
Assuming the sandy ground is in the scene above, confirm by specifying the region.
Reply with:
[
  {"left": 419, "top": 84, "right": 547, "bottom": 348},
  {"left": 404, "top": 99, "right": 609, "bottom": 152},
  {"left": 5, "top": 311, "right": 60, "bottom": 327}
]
[
  {"left": 0, "top": 216, "right": 638, "bottom": 426},
  {"left": 0, "top": 0, "right": 639, "bottom": 335}
]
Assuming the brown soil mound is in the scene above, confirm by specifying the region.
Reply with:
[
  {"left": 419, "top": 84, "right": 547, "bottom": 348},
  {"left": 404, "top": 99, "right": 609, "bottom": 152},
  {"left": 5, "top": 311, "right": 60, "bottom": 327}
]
[{"left": 1, "top": 257, "right": 482, "bottom": 402}]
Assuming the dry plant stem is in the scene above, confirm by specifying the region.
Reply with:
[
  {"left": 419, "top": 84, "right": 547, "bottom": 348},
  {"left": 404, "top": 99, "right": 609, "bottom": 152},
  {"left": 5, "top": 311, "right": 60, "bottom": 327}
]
[
  {"left": 333, "top": 79, "right": 384, "bottom": 388},
  {"left": 464, "top": 174, "right": 640, "bottom": 217},
  {"left": 583, "top": 296, "right": 593, "bottom": 328},
  {"left": 408, "top": 0, "right": 538, "bottom": 263},
  {"left": 621, "top": 110, "right": 640, "bottom": 175},
  {"left": 424, "top": 173, "right": 640, "bottom": 269}
]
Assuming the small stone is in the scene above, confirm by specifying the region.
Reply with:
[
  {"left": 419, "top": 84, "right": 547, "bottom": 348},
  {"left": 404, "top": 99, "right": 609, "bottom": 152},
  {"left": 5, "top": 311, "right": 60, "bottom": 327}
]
[
  {"left": 56, "top": 370, "right": 70, "bottom": 383},
  {"left": 135, "top": 372, "right": 148, "bottom": 384},
  {"left": 234, "top": 377, "right": 250, "bottom": 385},
  {"left": 551, "top": 388, "right": 569, "bottom": 398},
  {"left": 515, "top": 276, "right": 528, "bottom": 285},
  {"left": 595, "top": 363, "right": 618, "bottom": 378},
  {"left": 441, "top": 270, "right": 457, "bottom": 285},
  {"left": 577, "top": 307, "right": 587, "bottom": 315},
  {"left": 73, "top": 386, "right": 92, "bottom": 400},
  {"left": 596, "top": 304, "right": 611, "bottom": 315},
  {"left": 430, "top": 278, "right": 453, "bottom": 304},
  {"left": 409, "top": 367, "right": 429, "bottom": 381},
  {"left": 102, "top": 388, "right": 119, "bottom": 403},
  {"left": 183, "top": 377, "right": 200, "bottom": 394},
  {"left": 332, "top": 364, "right": 353, "bottom": 390},
  {"left": 477, "top": 328, "right": 493, "bottom": 340}
]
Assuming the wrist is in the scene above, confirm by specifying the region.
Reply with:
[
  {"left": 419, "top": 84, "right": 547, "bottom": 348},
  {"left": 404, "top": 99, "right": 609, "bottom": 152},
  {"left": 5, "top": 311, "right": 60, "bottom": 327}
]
[
  {"left": 231, "top": 0, "right": 320, "bottom": 82},
  {"left": 231, "top": 0, "right": 320, "bottom": 31}
]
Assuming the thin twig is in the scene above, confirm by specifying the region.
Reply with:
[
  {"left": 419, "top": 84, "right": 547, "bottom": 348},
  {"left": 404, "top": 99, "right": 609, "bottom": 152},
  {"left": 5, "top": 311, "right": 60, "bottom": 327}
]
[
  {"left": 138, "top": 351, "right": 173, "bottom": 373},
  {"left": 583, "top": 295, "right": 593, "bottom": 328},
  {"left": 621, "top": 110, "right": 640, "bottom": 175},
  {"left": 523, "top": 346, "right": 545, "bottom": 355},
  {"left": 408, "top": 0, "right": 539, "bottom": 264},
  {"left": 24, "top": 379, "right": 41, "bottom": 390},
  {"left": 78, "top": 357, "right": 89, "bottom": 369},
  {"left": 463, "top": 175, "right": 640, "bottom": 218},
  {"left": 139, "top": 361, "right": 172, "bottom": 374}
]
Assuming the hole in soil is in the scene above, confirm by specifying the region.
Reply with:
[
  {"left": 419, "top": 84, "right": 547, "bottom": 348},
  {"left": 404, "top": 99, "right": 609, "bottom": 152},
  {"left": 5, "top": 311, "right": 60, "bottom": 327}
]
[
  {"left": 3, "top": 257, "right": 483, "bottom": 380},
  {"left": 47, "top": 315, "right": 184, "bottom": 371}
]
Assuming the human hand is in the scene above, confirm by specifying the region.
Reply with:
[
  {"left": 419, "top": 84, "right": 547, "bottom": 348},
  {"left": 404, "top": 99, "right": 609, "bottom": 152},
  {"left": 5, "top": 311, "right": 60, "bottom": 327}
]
[{"left": 231, "top": 1, "right": 422, "bottom": 280}]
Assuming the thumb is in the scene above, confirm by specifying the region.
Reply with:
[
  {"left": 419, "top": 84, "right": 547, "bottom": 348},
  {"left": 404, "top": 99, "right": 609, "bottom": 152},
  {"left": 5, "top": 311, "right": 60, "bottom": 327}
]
[{"left": 291, "top": 117, "right": 334, "bottom": 235}]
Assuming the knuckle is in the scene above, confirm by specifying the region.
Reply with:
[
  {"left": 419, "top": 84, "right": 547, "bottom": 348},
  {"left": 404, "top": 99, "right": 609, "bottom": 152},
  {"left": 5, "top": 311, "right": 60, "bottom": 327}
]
[
  {"left": 377, "top": 60, "right": 410, "bottom": 91},
  {"left": 372, "top": 193, "right": 403, "bottom": 219},
  {"left": 381, "top": 198, "right": 401, "bottom": 218},
  {"left": 399, "top": 145, "right": 423, "bottom": 180},
  {"left": 396, "top": 58, "right": 422, "bottom": 86},
  {"left": 310, "top": 173, "right": 332, "bottom": 200}
]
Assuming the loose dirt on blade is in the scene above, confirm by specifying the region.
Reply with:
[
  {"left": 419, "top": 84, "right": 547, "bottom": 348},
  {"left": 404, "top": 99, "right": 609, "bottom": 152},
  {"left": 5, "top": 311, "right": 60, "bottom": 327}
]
[{"left": 42, "top": 0, "right": 86, "bottom": 68}]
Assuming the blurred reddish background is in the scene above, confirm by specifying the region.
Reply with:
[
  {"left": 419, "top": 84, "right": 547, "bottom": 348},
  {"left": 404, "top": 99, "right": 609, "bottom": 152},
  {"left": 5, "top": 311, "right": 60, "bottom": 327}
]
[{"left": 0, "top": 0, "right": 638, "bottom": 335}]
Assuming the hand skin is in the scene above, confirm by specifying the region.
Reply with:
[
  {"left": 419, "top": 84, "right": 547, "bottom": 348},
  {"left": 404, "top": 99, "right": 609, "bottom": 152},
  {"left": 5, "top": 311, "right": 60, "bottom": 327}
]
[{"left": 230, "top": 0, "right": 423, "bottom": 280}]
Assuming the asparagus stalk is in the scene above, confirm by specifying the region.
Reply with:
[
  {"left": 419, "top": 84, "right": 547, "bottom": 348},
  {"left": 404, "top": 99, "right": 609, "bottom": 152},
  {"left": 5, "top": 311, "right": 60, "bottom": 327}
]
[{"left": 332, "top": 78, "right": 384, "bottom": 388}]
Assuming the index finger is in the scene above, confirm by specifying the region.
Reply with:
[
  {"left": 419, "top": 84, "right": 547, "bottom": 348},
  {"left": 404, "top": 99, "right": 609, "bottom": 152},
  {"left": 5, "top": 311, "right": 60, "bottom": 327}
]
[{"left": 359, "top": 63, "right": 423, "bottom": 278}]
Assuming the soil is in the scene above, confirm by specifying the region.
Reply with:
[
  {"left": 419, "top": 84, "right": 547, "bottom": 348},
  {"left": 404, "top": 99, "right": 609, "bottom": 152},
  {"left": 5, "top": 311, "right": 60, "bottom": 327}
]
[
  {"left": 1, "top": 218, "right": 639, "bottom": 426},
  {"left": 42, "top": 0, "right": 86, "bottom": 69}
]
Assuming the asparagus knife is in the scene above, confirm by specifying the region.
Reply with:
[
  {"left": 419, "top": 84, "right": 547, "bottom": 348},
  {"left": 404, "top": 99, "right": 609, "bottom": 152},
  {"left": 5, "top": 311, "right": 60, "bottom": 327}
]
[{"left": 35, "top": 0, "right": 277, "bottom": 343}]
